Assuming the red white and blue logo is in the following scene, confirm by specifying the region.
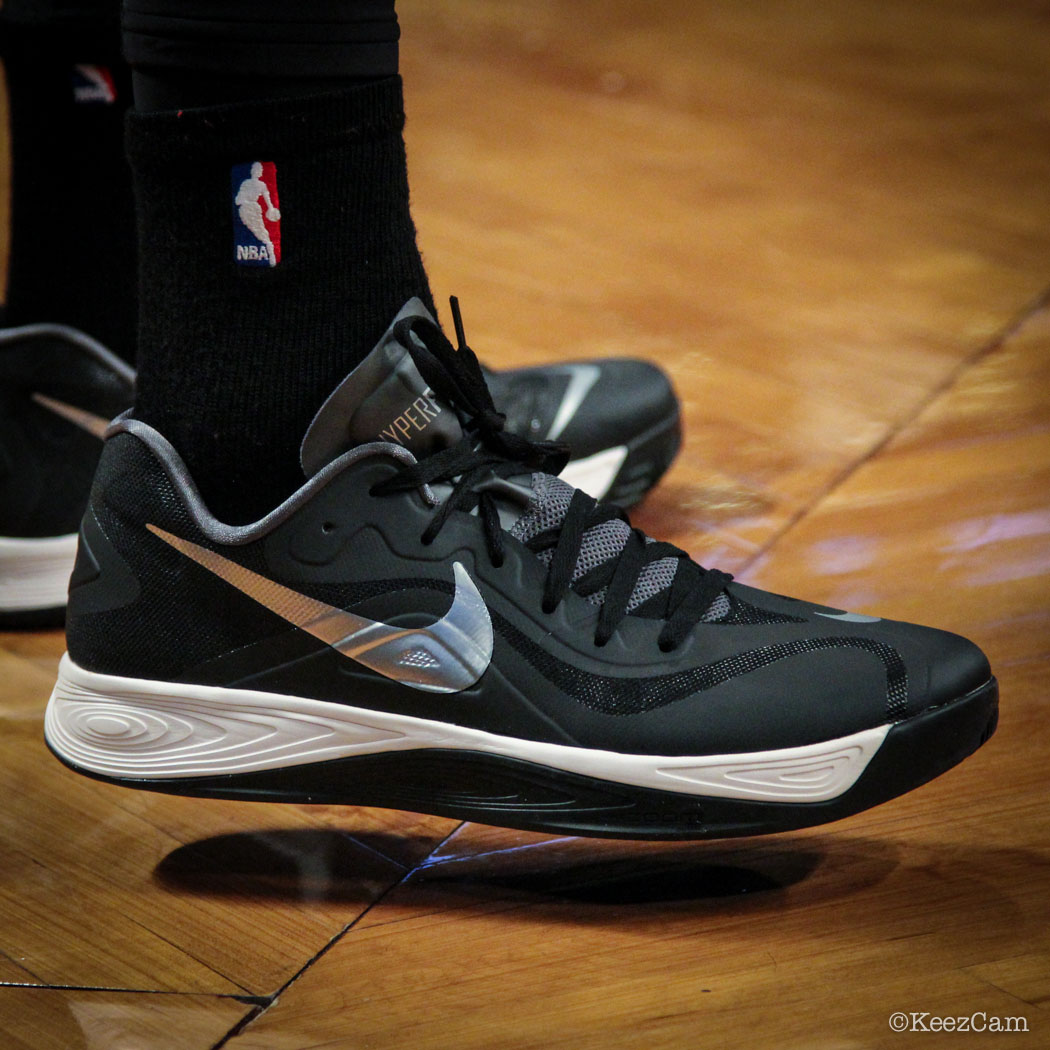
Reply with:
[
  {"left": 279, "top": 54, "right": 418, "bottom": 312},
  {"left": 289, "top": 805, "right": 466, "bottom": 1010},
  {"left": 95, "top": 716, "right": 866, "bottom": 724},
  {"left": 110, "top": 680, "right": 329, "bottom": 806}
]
[
  {"left": 232, "top": 161, "right": 282, "bottom": 268},
  {"left": 72, "top": 64, "right": 117, "bottom": 105}
]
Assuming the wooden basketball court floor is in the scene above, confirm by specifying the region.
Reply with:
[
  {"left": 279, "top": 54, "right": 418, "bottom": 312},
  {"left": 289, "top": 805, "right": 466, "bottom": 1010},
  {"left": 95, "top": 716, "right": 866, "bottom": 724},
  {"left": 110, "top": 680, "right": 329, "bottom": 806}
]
[{"left": 1, "top": 1, "right": 1048, "bottom": 1047}]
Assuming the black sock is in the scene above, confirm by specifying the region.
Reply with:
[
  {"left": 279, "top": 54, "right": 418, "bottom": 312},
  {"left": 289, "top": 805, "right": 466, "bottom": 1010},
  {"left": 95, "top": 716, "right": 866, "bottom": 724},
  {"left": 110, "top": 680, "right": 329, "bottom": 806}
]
[
  {"left": 126, "top": 78, "right": 436, "bottom": 524},
  {"left": 123, "top": 0, "right": 401, "bottom": 110},
  {"left": 0, "top": 15, "right": 137, "bottom": 363}
]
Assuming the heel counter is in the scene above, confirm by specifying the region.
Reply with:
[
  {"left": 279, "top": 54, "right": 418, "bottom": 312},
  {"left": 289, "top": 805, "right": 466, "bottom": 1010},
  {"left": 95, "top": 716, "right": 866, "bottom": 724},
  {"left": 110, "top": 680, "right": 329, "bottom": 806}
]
[
  {"left": 66, "top": 503, "right": 142, "bottom": 669},
  {"left": 65, "top": 437, "right": 144, "bottom": 670}
]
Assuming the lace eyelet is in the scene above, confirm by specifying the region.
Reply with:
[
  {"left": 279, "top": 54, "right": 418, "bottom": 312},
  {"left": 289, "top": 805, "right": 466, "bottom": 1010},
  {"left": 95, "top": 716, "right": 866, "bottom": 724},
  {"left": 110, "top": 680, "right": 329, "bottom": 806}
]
[
  {"left": 491, "top": 556, "right": 505, "bottom": 569},
  {"left": 420, "top": 534, "right": 434, "bottom": 546},
  {"left": 321, "top": 521, "right": 336, "bottom": 534},
  {"left": 593, "top": 636, "right": 609, "bottom": 648},
  {"left": 541, "top": 599, "right": 557, "bottom": 615},
  {"left": 658, "top": 640, "right": 677, "bottom": 653}
]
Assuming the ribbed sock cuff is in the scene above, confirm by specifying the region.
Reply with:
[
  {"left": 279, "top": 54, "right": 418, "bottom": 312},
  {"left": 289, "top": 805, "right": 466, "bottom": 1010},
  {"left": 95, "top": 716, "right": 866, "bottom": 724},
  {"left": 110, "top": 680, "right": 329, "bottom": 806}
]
[{"left": 125, "top": 76, "right": 406, "bottom": 166}]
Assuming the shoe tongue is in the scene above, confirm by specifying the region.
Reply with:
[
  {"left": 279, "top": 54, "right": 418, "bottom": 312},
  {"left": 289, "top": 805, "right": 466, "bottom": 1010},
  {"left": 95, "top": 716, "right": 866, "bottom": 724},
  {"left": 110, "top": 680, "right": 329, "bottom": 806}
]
[{"left": 300, "top": 298, "right": 464, "bottom": 477}]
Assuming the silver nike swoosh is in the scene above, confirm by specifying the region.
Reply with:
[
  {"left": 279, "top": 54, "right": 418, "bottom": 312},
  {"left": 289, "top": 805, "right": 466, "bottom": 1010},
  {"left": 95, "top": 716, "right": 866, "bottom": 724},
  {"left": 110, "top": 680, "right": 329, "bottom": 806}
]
[
  {"left": 31, "top": 393, "right": 111, "bottom": 440},
  {"left": 147, "top": 525, "right": 493, "bottom": 693},
  {"left": 546, "top": 363, "right": 602, "bottom": 441},
  {"left": 815, "top": 611, "right": 882, "bottom": 624}
]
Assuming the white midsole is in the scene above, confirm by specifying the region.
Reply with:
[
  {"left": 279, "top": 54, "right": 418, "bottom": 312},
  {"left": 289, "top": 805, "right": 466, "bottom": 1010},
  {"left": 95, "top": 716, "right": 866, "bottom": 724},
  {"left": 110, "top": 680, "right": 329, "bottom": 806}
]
[
  {"left": 0, "top": 534, "right": 78, "bottom": 612},
  {"left": 45, "top": 654, "right": 889, "bottom": 803},
  {"left": 560, "top": 445, "right": 628, "bottom": 501}
]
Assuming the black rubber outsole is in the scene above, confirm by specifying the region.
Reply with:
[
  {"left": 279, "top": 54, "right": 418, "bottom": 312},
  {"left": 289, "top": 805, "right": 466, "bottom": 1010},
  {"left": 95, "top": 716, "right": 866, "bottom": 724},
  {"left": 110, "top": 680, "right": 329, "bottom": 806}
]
[{"left": 48, "top": 677, "right": 998, "bottom": 841}]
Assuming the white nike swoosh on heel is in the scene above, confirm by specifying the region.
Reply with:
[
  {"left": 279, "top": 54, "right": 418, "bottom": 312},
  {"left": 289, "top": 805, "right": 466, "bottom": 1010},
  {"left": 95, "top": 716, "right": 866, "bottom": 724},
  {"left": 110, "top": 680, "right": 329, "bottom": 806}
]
[{"left": 546, "top": 363, "right": 601, "bottom": 440}]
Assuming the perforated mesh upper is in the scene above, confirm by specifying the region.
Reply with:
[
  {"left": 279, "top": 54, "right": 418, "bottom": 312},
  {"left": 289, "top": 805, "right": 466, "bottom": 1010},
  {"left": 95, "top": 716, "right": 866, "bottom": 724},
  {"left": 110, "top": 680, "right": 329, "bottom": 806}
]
[
  {"left": 492, "top": 609, "right": 909, "bottom": 717},
  {"left": 507, "top": 472, "right": 805, "bottom": 627},
  {"left": 704, "top": 592, "right": 732, "bottom": 622},
  {"left": 510, "top": 472, "right": 722, "bottom": 617},
  {"left": 511, "top": 472, "right": 573, "bottom": 540},
  {"left": 575, "top": 520, "right": 631, "bottom": 578}
]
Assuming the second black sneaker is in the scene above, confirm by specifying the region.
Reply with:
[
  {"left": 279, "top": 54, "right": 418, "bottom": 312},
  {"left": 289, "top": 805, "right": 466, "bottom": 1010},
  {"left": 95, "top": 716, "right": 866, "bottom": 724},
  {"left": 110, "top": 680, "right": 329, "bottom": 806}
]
[
  {"left": 0, "top": 324, "right": 135, "bottom": 627},
  {"left": 45, "top": 300, "right": 997, "bottom": 839}
]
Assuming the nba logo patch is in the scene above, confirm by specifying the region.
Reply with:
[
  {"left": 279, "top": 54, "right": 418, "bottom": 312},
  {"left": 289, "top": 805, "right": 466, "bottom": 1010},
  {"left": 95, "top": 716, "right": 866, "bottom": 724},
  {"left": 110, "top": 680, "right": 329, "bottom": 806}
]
[
  {"left": 232, "top": 161, "right": 282, "bottom": 268},
  {"left": 72, "top": 64, "right": 117, "bottom": 104}
]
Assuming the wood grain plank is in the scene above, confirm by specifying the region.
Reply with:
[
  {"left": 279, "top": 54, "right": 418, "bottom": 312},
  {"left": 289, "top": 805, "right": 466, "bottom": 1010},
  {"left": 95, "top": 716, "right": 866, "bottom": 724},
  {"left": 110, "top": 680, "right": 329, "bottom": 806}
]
[
  {"left": 0, "top": 987, "right": 249, "bottom": 1050},
  {"left": 402, "top": 0, "right": 1050, "bottom": 560}
]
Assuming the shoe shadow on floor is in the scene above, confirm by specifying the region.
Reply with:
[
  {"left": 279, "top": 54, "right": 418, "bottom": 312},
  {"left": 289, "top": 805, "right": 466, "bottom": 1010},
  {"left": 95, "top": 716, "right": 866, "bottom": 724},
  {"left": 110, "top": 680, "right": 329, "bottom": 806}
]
[{"left": 153, "top": 828, "right": 900, "bottom": 914}]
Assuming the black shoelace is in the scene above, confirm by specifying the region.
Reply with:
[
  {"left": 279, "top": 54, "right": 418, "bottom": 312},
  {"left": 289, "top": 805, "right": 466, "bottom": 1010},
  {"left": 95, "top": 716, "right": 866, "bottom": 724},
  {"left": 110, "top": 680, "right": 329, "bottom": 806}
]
[{"left": 370, "top": 299, "right": 733, "bottom": 652}]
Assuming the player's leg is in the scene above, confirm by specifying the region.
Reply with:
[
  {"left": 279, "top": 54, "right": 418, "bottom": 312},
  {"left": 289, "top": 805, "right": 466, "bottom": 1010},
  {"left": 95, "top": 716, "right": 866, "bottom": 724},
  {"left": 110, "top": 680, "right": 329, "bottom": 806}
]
[
  {"left": 0, "top": 0, "right": 136, "bottom": 360},
  {"left": 123, "top": 0, "right": 436, "bottom": 524}
]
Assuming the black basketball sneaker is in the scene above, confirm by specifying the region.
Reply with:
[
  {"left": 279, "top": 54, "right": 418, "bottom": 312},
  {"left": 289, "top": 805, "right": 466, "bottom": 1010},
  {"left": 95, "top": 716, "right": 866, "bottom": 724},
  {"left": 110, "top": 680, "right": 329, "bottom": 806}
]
[
  {"left": 44, "top": 300, "right": 997, "bottom": 839},
  {"left": 0, "top": 325, "right": 135, "bottom": 628}
]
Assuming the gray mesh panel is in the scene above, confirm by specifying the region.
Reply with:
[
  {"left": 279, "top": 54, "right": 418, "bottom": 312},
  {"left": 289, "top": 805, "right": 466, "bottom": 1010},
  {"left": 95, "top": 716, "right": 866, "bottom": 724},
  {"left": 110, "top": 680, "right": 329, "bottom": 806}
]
[
  {"left": 510, "top": 471, "right": 683, "bottom": 610},
  {"left": 574, "top": 520, "right": 631, "bottom": 579},
  {"left": 509, "top": 473, "right": 574, "bottom": 544},
  {"left": 627, "top": 556, "right": 679, "bottom": 611}
]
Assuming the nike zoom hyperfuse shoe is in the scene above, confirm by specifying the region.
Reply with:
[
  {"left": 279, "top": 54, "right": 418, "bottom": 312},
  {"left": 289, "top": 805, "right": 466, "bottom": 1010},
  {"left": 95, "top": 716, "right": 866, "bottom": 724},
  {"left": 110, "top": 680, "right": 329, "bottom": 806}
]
[
  {"left": 45, "top": 300, "right": 997, "bottom": 839},
  {"left": 0, "top": 325, "right": 135, "bottom": 627}
]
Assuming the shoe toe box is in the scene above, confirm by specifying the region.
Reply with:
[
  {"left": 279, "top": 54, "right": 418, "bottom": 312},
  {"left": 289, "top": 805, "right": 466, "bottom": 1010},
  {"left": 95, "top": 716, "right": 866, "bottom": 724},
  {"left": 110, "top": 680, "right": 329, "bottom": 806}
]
[
  {"left": 557, "top": 358, "right": 678, "bottom": 455},
  {"left": 915, "top": 626, "right": 993, "bottom": 713}
]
